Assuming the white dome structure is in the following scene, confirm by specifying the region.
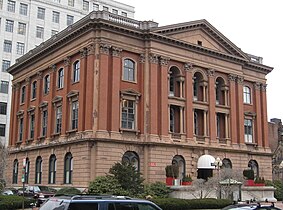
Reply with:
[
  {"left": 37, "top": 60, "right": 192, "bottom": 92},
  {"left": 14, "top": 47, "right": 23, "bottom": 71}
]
[{"left": 197, "top": 155, "right": 216, "bottom": 169}]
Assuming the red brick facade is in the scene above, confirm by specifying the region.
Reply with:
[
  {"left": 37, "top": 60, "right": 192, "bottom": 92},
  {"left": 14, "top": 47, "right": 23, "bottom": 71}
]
[{"left": 6, "top": 11, "right": 273, "bottom": 188}]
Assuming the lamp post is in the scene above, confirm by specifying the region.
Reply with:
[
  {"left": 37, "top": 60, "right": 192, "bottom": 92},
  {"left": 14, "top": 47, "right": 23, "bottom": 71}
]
[
  {"left": 214, "top": 157, "right": 223, "bottom": 199},
  {"left": 279, "top": 160, "right": 283, "bottom": 203}
]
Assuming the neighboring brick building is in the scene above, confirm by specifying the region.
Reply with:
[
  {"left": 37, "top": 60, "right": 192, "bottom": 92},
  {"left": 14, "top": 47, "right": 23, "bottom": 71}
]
[{"left": 6, "top": 11, "right": 273, "bottom": 189}]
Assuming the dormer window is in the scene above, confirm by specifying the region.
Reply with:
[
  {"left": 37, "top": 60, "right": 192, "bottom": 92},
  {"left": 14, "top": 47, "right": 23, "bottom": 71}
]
[{"left": 197, "top": 40, "right": 202, "bottom": 46}]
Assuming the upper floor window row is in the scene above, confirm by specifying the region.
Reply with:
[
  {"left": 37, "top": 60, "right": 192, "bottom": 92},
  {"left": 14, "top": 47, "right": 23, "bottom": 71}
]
[{"left": 7, "top": 0, "right": 15, "bottom": 12}]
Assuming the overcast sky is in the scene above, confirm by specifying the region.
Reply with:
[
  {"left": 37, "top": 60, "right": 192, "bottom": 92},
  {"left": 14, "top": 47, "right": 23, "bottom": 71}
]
[{"left": 119, "top": 0, "right": 283, "bottom": 121}]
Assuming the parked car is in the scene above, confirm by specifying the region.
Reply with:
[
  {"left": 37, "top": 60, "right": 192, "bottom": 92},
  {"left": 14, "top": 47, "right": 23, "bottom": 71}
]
[
  {"left": 39, "top": 195, "right": 163, "bottom": 210},
  {"left": 1, "top": 187, "right": 18, "bottom": 195},
  {"left": 18, "top": 185, "right": 56, "bottom": 207},
  {"left": 222, "top": 202, "right": 280, "bottom": 210}
]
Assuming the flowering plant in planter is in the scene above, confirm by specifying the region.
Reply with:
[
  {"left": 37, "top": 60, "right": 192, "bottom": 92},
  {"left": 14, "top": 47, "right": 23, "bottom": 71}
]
[
  {"left": 182, "top": 174, "right": 193, "bottom": 185},
  {"left": 254, "top": 177, "right": 265, "bottom": 186},
  {"left": 243, "top": 169, "right": 255, "bottom": 186},
  {"left": 165, "top": 164, "right": 179, "bottom": 185}
]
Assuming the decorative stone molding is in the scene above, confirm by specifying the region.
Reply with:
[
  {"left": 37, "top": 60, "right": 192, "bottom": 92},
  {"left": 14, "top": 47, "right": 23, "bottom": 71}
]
[
  {"left": 149, "top": 53, "right": 158, "bottom": 64},
  {"left": 25, "top": 77, "right": 31, "bottom": 84},
  {"left": 184, "top": 62, "right": 193, "bottom": 71},
  {"left": 228, "top": 74, "right": 237, "bottom": 82},
  {"left": 139, "top": 54, "right": 145, "bottom": 63},
  {"left": 261, "top": 84, "right": 267, "bottom": 91},
  {"left": 159, "top": 56, "right": 170, "bottom": 66},
  {"left": 207, "top": 69, "right": 215, "bottom": 77},
  {"left": 254, "top": 82, "right": 261, "bottom": 90},
  {"left": 99, "top": 43, "right": 111, "bottom": 54},
  {"left": 111, "top": 47, "right": 122, "bottom": 57},
  {"left": 39, "top": 101, "right": 48, "bottom": 109},
  {"left": 80, "top": 48, "right": 88, "bottom": 58},
  {"left": 37, "top": 71, "right": 43, "bottom": 80},
  {"left": 49, "top": 64, "right": 57, "bottom": 72},
  {"left": 87, "top": 44, "right": 95, "bottom": 55},
  {"left": 12, "top": 82, "right": 20, "bottom": 90},
  {"left": 236, "top": 76, "right": 244, "bottom": 84},
  {"left": 64, "top": 57, "right": 71, "bottom": 66}
]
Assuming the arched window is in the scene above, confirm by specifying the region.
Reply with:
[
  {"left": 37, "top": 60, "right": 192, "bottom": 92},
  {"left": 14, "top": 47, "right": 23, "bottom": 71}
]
[
  {"left": 172, "top": 155, "right": 186, "bottom": 180},
  {"left": 248, "top": 160, "right": 259, "bottom": 178},
  {"left": 21, "top": 86, "right": 26, "bottom": 103},
  {"left": 64, "top": 152, "right": 73, "bottom": 184},
  {"left": 168, "top": 66, "right": 182, "bottom": 97},
  {"left": 243, "top": 86, "right": 251, "bottom": 104},
  {"left": 12, "top": 159, "right": 18, "bottom": 184},
  {"left": 193, "top": 72, "right": 205, "bottom": 101},
  {"left": 25, "top": 158, "right": 30, "bottom": 184},
  {"left": 222, "top": 158, "right": 232, "bottom": 169},
  {"left": 35, "top": 156, "right": 42, "bottom": 184},
  {"left": 31, "top": 81, "right": 37, "bottom": 99},
  {"left": 49, "top": 155, "right": 56, "bottom": 184},
  {"left": 194, "top": 111, "right": 198, "bottom": 135},
  {"left": 122, "top": 151, "right": 139, "bottom": 171},
  {"left": 57, "top": 68, "right": 64, "bottom": 88},
  {"left": 215, "top": 77, "right": 226, "bottom": 105},
  {"left": 73, "top": 61, "right": 80, "bottom": 82},
  {"left": 123, "top": 59, "right": 135, "bottom": 82},
  {"left": 44, "top": 75, "right": 50, "bottom": 94}
]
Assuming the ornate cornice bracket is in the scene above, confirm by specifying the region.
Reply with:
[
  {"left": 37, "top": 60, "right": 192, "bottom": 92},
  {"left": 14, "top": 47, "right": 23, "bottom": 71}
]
[
  {"left": 149, "top": 53, "right": 158, "bottom": 64},
  {"left": 111, "top": 47, "right": 122, "bottom": 57},
  {"left": 184, "top": 62, "right": 194, "bottom": 71},
  {"left": 207, "top": 69, "right": 215, "bottom": 77},
  {"left": 99, "top": 43, "right": 111, "bottom": 55},
  {"left": 261, "top": 84, "right": 267, "bottom": 92},
  {"left": 236, "top": 76, "right": 244, "bottom": 84},
  {"left": 228, "top": 74, "right": 237, "bottom": 82},
  {"left": 254, "top": 82, "right": 261, "bottom": 90},
  {"left": 80, "top": 48, "right": 88, "bottom": 58},
  {"left": 139, "top": 54, "right": 145, "bottom": 63},
  {"left": 159, "top": 56, "right": 170, "bottom": 66}
]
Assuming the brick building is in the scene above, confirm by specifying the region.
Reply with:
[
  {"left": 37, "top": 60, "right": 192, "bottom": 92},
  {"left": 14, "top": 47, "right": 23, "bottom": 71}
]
[{"left": 6, "top": 11, "right": 273, "bottom": 188}]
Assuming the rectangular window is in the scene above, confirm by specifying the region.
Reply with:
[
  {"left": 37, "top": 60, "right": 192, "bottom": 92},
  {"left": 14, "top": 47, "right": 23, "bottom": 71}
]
[
  {"left": 71, "top": 101, "right": 78, "bottom": 130},
  {"left": 0, "top": 0, "right": 3, "bottom": 9},
  {"left": 243, "top": 86, "right": 251, "bottom": 104},
  {"left": 67, "top": 15, "right": 74, "bottom": 26},
  {"left": 42, "top": 110, "right": 48, "bottom": 137},
  {"left": 121, "top": 99, "right": 135, "bottom": 129},
  {"left": 121, "top": 12, "right": 127, "bottom": 17},
  {"left": 30, "top": 114, "right": 35, "bottom": 139},
  {"left": 83, "top": 1, "right": 89, "bottom": 11},
  {"left": 19, "top": 3, "right": 28, "bottom": 15},
  {"left": 0, "top": 102, "right": 7, "bottom": 115},
  {"left": 37, "top": 7, "right": 45, "bottom": 20},
  {"left": 52, "top": 11, "right": 60, "bottom": 23},
  {"left": 2, "top": 60, "right": 10, "bottom": 72},
  {"left": 21, "top": 86, "right": 26, "bottom": 104},
  {"left": 55, "top": 106, "right": 62, "bottom": 133},
  {"left": 18, "top": 22, "right": 26, "bottom": 35},
  {"left": 93, "top": 3, "right": 99, "bottom": 11},
  {"left": 19, "top": 118, "right": 23, "bottom": 141},
  {"left": 68, "top": 0, "right": 74, "bottom": 6},
  {"left": 16, "top": 42, "right": 25, "bottom": 55},
  {"left": 0, "top": 124, "right": 5, "bottom": 137},
  {"left": 103, "top": 6, "right": 108, "bottom": 11},
  {"left": 7, "top": 0, "right": 15, "bottom": 12},
  {"left": 0, "top": 81, "right": 9, "bottom": 94},
  {"left": 4, "top": 40, "right": 12, "bottom": 53},
  {"left": 112, "top": 9, "right": 118, "bottom": 14},
  {"left": 36, "top": 26, "right": 44, "bottom": 39},
  {"left": 244, "top": 119, "right": 253, "bottom": 143},
  {"left": 5, "top": 19, "right": 14, "bottom": 32}
]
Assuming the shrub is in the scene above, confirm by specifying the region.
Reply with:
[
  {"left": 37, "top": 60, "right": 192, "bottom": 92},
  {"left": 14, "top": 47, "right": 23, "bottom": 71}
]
[
  {"left": 265, "top": 180, "right": 282, "bottom": 200},
  {"left": 243, "top": 169, "right": 254, "bottom": 180},
  {"left": 55, "top": 187, "right": 81, "bottom": 195},
  {"left": 0, "top": 195, "right": 35, "bottom": 210},
  {"left": 144, "top": 182, "right": 172, "bottom": 198}
]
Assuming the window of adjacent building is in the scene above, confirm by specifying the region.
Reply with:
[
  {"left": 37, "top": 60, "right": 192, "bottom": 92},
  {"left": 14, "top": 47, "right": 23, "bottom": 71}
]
[
  {"left": 0, "top": 124, "right": 5, "bottom": 136},
  {"left": 121, "top": 99, "right": 135, "bottom": 130},
  {"left": 73, "top": 61, "right": 80, "bottom": 82},
  {"left": 12, "top": 159, "right": 18, "bottom": 184},
  {"left": 16, "top": 42, "right": 25, "bottom": 55},
  {"left": 243, "top": 86, "right": 251, "bottom": 104},
  {"left": 42, "top": 110, "right": 48, "bottom": 137},
  {"left": 83, "top": 0, "right": 89, "bottom": 11},
  {"left": 55, "top": 106, "right": 62, "bottom": 134},
  {"left": 18, "top": 22, "right": 26, "bottom": 35},
  {"left": 36, "top": 26, "right": 44, "bottom": 39},
  {"left": 35, "top": 156, "right": 42, "bottom": 184},
  {"left": 0, "top": 0, "right": 3, "bottom": 9},
  {"left": 93, "top": 3, "right": 99, "bottom": 11},
  {"left": 31, "top": 81, "right": 37, "bottom": 99},
  {"left": 121, "top": 11, "right": 127, "bottom": 17},
  {"left": 18, "top": 117, "right": 23, "bottom": 141},
  {"left": 49, "top": 154, "right": 56, "bottom": 184},
  {"left": 53, "top": 0, "right": 60, "bottom": 3},
  {"left": 112, "top": 9, "right": 118, "bottom": 14},
  {"left": 5, "top": 19, "right": 14, "bottom": 32},
  {"left": 19, "top": 3, "right": 28, "bottom": 15},
  {"left": 44, "top": 75, "right": 50, "bottom": 94},
  {"left": 2, "top": 60, "right": 10, "bottom": 72},
  {"left": 0, "top": 80, "right": 9, "bottom": 94},
  {"left": 21, "top": 86, "right": 26, "bottom": 103},
  {"left": 68, "top": 0, "right": 74, "bottom": 6},
  {"left": 57, "top": 68, "right": 64, "bottom": 88},
  {"left": 51, "top": 30, "right": 58, "bottom": 36},
  {"left": 3, "top": 40, "right": 12, "bottom": 53},
  {"left": 64, "top": 152, "right": 73, "bottom": 184},
  {"left": 123, "top": 59, "right": 135, "bottom": 82},
  {"left": 244, "top": 119, "right": 253, "bottom": 143},
  {"left": 122, "top": 151, "right": 139, "bottom": 172},
  {"left": 29, "top": 113, "right": 35, "bottom": 139},
  {"left": 7, "top": 0, "right": 15, "bottom": 12},
  {"left": 37, "top": 7, "right": 45, "bottom": 20},
  {"left": 25, "top": 158, "right": 30, "bottom": 184},
  {"left": 103, "top": 6, "right": 108, "bottom": 11},
  {"left": 67, "top": 15, "right": 74, "bottom": 26},
  {"left": 71, "top": 100, "right": 78, "bottom": 130},
  {"left": 52, "top": 11, "right": 60, "bottom": 23},
  {"left": 0, "top": 102, "right": 7, "bottom": 115}
]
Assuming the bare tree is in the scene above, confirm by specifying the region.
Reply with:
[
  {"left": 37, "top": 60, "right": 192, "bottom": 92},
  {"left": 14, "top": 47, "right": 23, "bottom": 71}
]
[{"left": 0, "top": 142, "right": 8, "bottom": 191}]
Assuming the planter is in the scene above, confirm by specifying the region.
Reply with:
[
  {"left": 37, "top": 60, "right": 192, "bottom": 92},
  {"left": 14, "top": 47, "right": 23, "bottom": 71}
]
[
  {"left": 245, "top": 179, "right": 255, "bottom": 186},
  {"left": 182, "top": 181, "right": 192, "bottom": 186},
  {"left": 173, "top": 178, "right": 180, "bottom": 186},
  {"left": 166, "top": 177, "right": 174, "bottom": 186},
  {"left": 254, "top": 183, "right": 265, "bottom": 186}
]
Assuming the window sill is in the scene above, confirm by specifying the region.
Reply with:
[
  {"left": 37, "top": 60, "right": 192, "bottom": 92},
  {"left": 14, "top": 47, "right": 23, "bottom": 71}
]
[
  {"left": 120, "top": 128, "right": 140, "bottom": 135},
  {"left": 16, "top": 140, "right": 22, "bottom": 145},
  {"left": 66, "top": 129, "right": 77, "bottom": 134},
  {"left": 121, "top": 79, "right": 137, "bottom": 84},
  {"left": 72, "top": 81, "right": 79, "bottom": 85},
  {"left": 57, "top": 87, "right": 64, "bottom": 91},
  {"left": 30, "top": 98, "right": 36, "bottom": 102},
  {"left": 37, "top": 136, "right": 46, "bottom": 140},
  {"left": 245, "top": 142, "right": 257, "bottom": 146},
  {"left": 51, "top": 132, "right": 60, "bottom": 137},
  {"left": 26, "top": 138, "right": 34, "bottom": 143}
]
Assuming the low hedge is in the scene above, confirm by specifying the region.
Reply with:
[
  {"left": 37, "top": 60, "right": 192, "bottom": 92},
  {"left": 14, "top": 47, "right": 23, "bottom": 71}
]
[
  {"left": 0, "top": 195, "right": 35, "bottom": 210},
  {"left": 152, "top": 198, "right": 232, "bottom": 210}
]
